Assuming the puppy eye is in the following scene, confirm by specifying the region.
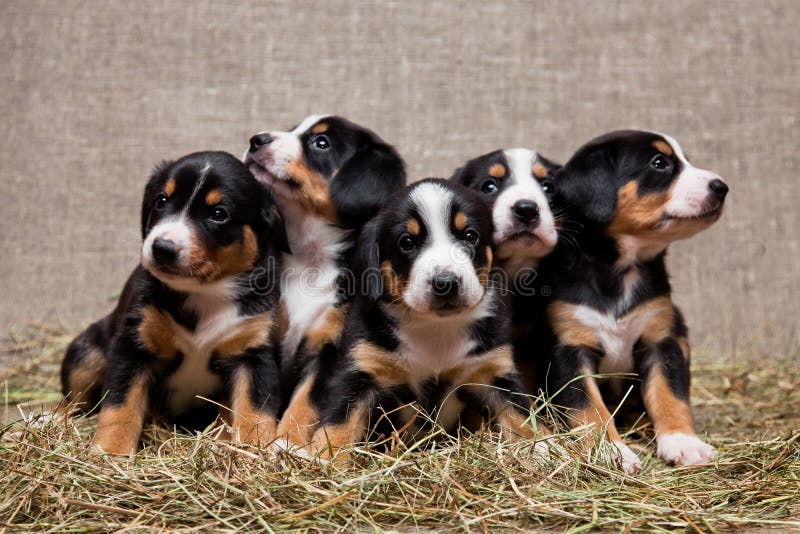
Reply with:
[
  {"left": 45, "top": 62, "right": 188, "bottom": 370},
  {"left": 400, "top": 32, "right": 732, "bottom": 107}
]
[
  {"left": 464, "top": 228, "right": 479, "bottom": 245},
  {"left": 154, "top": 193, "right": 169, "bottom": 210},
  {"left": 481, "top": 179, "right": 499, "bottom": 194},
  {"left": 398, "top": 234, "right": 415, "bottom": 253},
  {"left": 651, "top": 154, "right": 670, "bottom": 170},
  {"left": 541, "top": 180, "right": 555, "bottom": 195},
  {"left": 311, "top": 135, "right": 330, "bottom": 150},
  {"left": 210, "top": 206, "right": 230, "bottom": 223}
]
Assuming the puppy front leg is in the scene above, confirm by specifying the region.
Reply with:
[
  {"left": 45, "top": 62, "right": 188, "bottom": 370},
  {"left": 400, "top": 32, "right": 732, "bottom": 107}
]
[
  {"left": 225, "top": 352, "right": 280, "bottom": 447},
  {"left": 276, "top": 373, "right": 320, "bottom": 448},
  {"left": 550, "top": 345, "right": 642, "bottom": 474},
  {"left": 636, "top": 337, "right": 716, "bottom": 466},
  {"left": 93, "top": 360, "right": 150, "bottom": 455}
]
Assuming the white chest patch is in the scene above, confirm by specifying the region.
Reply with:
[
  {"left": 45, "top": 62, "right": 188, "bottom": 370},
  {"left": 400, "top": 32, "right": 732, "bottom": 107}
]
[
  {"left": 163, "top": 286, "right": 243, "bottom": 414},
  {"left": 279, "top": 209, "right": 347, "bottom": 359}
]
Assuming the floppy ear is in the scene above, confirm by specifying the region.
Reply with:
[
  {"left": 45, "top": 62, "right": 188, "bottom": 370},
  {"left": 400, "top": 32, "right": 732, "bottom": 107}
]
[
  {"left": 330, "top": 144, "right": 406, "bottom": 229},
  {"left": 555, "top": 147, "right": 617, "bottom": 225},
  {"left": 141, "top": 160, "right": 172, "bottom": 239},
  {"left": 260, "top": 188, "right": 291, "bottom": 255},
  {"left": 355, "top": 217, "right": 383, "bottom": 303}
]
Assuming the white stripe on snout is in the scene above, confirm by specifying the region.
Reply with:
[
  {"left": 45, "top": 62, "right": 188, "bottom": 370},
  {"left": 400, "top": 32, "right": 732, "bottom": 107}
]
[
  {"left": 491, "top": 149, "right": 558, "bottom": 269},
  {"left": 404, "top": 183, "right": 484, "bottom": 312},
  {"left": 656, "top": 133, "right": 726, "bottom": 218},
  {"left": 142, "top": 216, "right": 192, "bottom": 267}
]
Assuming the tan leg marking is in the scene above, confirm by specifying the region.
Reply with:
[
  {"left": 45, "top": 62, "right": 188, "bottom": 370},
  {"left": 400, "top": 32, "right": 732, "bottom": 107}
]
[
  {"left": 276, "top": 375, "right": 320, "bottom": 446},
  {"left": 638, "top": 296, "right": 675, "bottom": 343},
  {"left": 305, "top": 305, "right": 348, "bottom": 353},
  {"left": 311, "top": 407, "right": 369, "bottom": 461},
  {"left": 351, "top": 342, "right": 407, "bottom": 387},
  {"left": 547, "top": 301, "right": 600, "bottom": 349},
  {"left": 138, "top": 306, "right": 179, "bottom": 358},
  {"left": 227, "top": 367, "right": 276, "bottom": 446},
  {"left": 93, "top": 374, "right": 149, "bottom": 455},
  {"left": 66, "top": 348, "right": 107, "bottom": 407},
  {"left": 215, "top": 312, "right": 273, "bottom": 358},
  {"left": 642, "top": 365, "right": 695, "bottom": 436}
]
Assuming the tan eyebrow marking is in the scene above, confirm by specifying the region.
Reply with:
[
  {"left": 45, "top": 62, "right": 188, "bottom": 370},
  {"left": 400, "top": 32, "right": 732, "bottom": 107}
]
[
  {"left": 164, "top": 178, "right": 176, "bottom": 197},
  {"left": 652, "top": 140, "right": 674, "bottom": 156},
  {"left": 532, "top": 162, "right": 548, "bottom": 179},
  {"left": 205, "top": 189, "right": 223, "bottom": 206},
  {"left": 488, "top": 163, "right": 506, "bottom": 178},
  {"left": 311, "top": 123, "right": 329, "bottom": 134},
  {"left": 453, "top": 211, "right": 468, "bottom": 231},
  {"left": 406, "top": 218, "right": 421, "bottom": 235}
]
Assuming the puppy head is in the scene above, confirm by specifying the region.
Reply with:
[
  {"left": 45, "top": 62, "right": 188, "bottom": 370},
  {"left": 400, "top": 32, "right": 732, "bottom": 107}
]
[
  {"left": 451, "top": 148, "right": 560, "bottom": 270},
  {"left": 244, "top": 114, "right": 406, "bottom": 228},
  {"left": 140, "top": 151, "right": 286, "bottom": 291},
  {"left": 357, "top": 179, "right": 494, "bottom": 317},
  {"left": 555, "top": 130, "right": 729, "bottom": 255}
]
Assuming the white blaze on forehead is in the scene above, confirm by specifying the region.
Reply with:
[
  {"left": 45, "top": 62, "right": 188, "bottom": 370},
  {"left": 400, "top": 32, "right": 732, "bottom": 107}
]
[
  {"left": 491, "top": 149, "right": 558, "bottom": 267},
  {"left": 404, "top": 182, "right": 484, "bottom": 311},
  {"left": 187, "top": 161, "right": 212, "bottom": 206},
  {"left": 291, "top": 114, "right": 331, "bottom": 135}
]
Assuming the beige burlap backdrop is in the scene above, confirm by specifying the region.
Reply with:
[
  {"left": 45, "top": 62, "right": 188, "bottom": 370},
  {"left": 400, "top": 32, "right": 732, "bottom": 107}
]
[{"left": 1, "top": 0, "right": 797, "bottom": 359}]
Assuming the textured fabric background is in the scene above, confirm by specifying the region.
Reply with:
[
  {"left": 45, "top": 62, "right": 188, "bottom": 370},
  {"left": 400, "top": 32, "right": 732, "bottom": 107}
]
[{"left": 1, "top": 0, "right": 797, "bottom": 359}]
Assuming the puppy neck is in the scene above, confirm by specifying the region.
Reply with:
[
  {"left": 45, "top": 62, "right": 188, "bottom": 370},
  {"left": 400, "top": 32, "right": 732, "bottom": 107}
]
[{"left": 275, "top": 194, "right": 349, "bottom": 264}]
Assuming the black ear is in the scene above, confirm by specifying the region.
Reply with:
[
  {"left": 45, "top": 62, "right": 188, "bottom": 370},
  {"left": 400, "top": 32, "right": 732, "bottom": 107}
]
[
  {"left": 555, "top": 147, "right": 617, "bottom": 225},
  {"left": 355, "top": 217, "right": 383, "bottom": 303},
  {"left": 260, "top": 189, "right": 291, "bottom": 255},
  {"left": 449, "top": 164, "right": 469, "bottom": 184},
  {"left": 330, "top": 144, "right": 406, "bottom": 229},
  {"left": 141, "top": 160, "right": 172, "bottom": 239}
]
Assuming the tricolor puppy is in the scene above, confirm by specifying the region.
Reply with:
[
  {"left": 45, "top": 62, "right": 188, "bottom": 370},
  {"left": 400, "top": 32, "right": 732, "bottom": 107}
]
[
  {"left": 61, "top": 152, "right": 286, "bottom": 454},
  {"left": 451, "top": 148, "right": 561, "bottom": 393},
  {"left": 545, "top": 130, "right": 728, "bottom": 473},
  {"left": 243, "top": 115, "right": 406, "bottom": 447},
  {"left": 308, "top": 179, "right": 541, "bottom": 459}
]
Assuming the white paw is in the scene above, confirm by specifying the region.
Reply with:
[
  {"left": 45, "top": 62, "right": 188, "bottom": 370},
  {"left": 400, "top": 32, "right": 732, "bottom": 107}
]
[
  {"left": 657, "top": 433, "right": 716, "bottom": 466},
  {"left": 612, "top": 440, "right": 643, "bottom": 474}
]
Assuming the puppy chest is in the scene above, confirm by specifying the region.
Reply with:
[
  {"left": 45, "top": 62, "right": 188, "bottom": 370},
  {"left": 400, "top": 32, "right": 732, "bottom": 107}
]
[{"left": 571, "top": 306, "right": 655, "bottom": 374}]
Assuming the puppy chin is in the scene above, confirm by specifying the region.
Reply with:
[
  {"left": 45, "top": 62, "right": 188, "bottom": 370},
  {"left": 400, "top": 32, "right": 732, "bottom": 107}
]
[{"left": 402, "top": 291, "right": 485, "bottom": 318}]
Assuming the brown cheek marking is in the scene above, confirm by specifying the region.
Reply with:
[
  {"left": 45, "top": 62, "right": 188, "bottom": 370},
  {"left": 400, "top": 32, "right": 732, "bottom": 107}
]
[
  {"left": 227, "top": 367, "right": 277, "bottom": 446},
  {"left": 165, "top": 179, "right": 176, "bottom": 198},
  {"left": 215, "top": 312, "right": 273, "bottom": 358},
  {"left": 285, "top": 159, "right": 338, "bottom": 222},
  {"left": 192, "top": 225, "right": 260, "bottom": 282},
  {"left": 351, "top": 341, "right": 408, "bottom": 387},
  {"left": 636, "top": 296, "right": 675, "bottom": 343},
  {"left": 652, "top": 140, "right": 674, "bottom": 156},
  {"left": 453, "top": 211, "right": 468, "bottom": 231},
  {"left": 381, "top": 260, "right": 405, "bottom": 301},
  {"left": 311, "top": 122, "right": 329, "bottom": 134},
  {"left": 532, "top": 163, "right": 548, "bottom": 179},
  {"left": 547, "top": 301, "right": 600, "bottom": 349},
  {"left": 609, "top": 181, "right": 668, "bottom": 235},
  {"left": 642, "top": 365, "right": 695, "bottom": 436},
  {"left": 305, "top": 304, "right": 349, "bottom": 353},
  {"left": 406, "top": 218, "right": 421, "bottom": 235},
  {"left": 276, "top": 375, "right": 320, "bottom": 445},
  {"left": 488, "top": 163, "right": 506, "bottom": 178},
  {"left": 205, "top": 188, "right": 223, "bottom": 206},
  {"left": 93, "top": 374, "right": 148, "bottom": 455},
  {"left": 572, "top": 369, "right": 624, "bottom": 443},
  {"left": 138, "top": 306, "right": 179, "bottom": 358},
  {"left": 66, "top": 348, "right": 107, "bottom": 406},
  {"left": 311, "top": 409, "right": 369, "bottom": 462}
]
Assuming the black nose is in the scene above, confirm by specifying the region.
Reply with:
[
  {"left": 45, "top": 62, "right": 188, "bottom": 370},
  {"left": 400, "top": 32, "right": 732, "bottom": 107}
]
[
  {"left": 512, "top": 200, "right": 540, "bottom": 225},
  {"left": 249, "top": 133, "right": 274, "bottom": 152},
  {"left": 431, "top": 272, "right": 461, "bottom": 300},
  {"left": 708, "top": 179, "right": 729, "bottom": 200},
  {"left": 152, "top": 238, "right": 180, "bottom": 264}
]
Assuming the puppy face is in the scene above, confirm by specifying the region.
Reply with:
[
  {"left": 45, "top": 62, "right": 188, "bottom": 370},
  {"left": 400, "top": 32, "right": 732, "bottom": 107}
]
[
  {"left": 452, "top": 149, "right": 559, "bottom": 268},
  {"left": 556, "top": 130, "right": 729, "bottom": 247},
  {"left": 244, "top": 114, "right": 406, "bottom": 228},
  {"left": 140, "top": 152, "right": 284, "bottom": 290},
  {"left": 359, "top": 179, "right": 494, "bottom": 316}
]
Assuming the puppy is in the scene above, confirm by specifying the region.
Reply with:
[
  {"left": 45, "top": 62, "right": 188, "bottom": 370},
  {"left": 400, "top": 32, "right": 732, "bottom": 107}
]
[
  {"left": 544, "top": 131, "right": 728, "bottom": 473},
  {"left": 308, "top": 179, "right": 541, "bottom": 459},
  {"left": 243, "top": 115, "right": 406, "bottom": 447},
  {"left": 451, "top": 148, "right": 561, "bottom": 393},
  {"left": 60, "top": 152, "right": 286, "bottom": 454}
]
